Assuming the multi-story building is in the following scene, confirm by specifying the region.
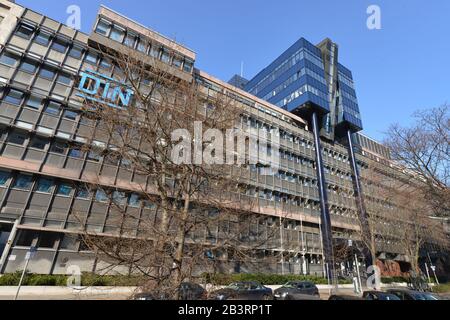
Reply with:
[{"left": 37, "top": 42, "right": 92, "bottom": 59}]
[{"left": 0, "top": 0, "right": 434, "bottom": 277}]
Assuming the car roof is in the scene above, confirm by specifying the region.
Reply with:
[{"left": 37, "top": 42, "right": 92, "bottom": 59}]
[{"left": 387, "top": 288, "right": 418, "bottom": 293}]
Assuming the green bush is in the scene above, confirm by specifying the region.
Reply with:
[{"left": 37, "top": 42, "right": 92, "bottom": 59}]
[
  {"left": 0, "top": 272, "right": 142, "bottom": 286},
  {"left": 381, "top": 276, "right": 409, "bottom": 284},
  {"left": 202, "top": 273, "right": 352, "bottom": 286},
  {"left": 0, "top": 271, "right": 23, "bottom": 286},
  {"left": 432, "top": 283, "right": 450, "bottom": 293}
]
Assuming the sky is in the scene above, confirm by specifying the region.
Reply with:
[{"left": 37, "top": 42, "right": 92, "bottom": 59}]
[{"left": 17, "top": 0, "right": 450, "bottom": 142}]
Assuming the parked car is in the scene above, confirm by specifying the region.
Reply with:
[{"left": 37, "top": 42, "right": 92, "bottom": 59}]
[
  {"left": 274, "top": 281, "right": 320, "bottom": 300},
  {"left": 363, "top": 291, "right": 401, "bottom": 300},
  {"left": 386, "top": 288, "right": 442, "bottom": 300},
  {"left": 209, "top": 281, "right": 273, "bottom": 300},
  {"left": 328, "top": 294, "right": 363, "bottom": 300},
  {"left": 132, "top": 282, "right": 207, "bottom": 300}
]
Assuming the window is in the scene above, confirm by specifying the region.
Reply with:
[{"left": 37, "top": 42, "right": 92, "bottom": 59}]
[
  {"left": 0, "top": 171, "right": 10, "bottom": 186},
  {"left": 57, "top": 183, "right": 73, "bottom": 196},
  {"left": 68, "top": 148, "right": 84, "bottom": 159},
  {"left": 76, "top": 186, "right": 91, "bottom": 199},
  {"left": 50, "top": 141, "right": 67, "bottom": 154},
  {"left": 16, "top": 230, "right": 39, "bottom": 247},
  {"left": 109, "top": 26, "right": 125, "bottom": 43},
  {"left": 68, "top": 46, "right": 83, "bottom": 59},
  {"left": 25, "top": 95, "right": 43, "bottom": 109},
  {"left": 7, "top": 131, "right": 27, "bottom": 145},
  {"left": 124, "top": 34, "right": 136, "bottom": 47},
  {"left": 95, "top": 19, "right": 111, "bottom": 36},
  {"left": 0, "top": 52, "right": 19, "bottom": 66},
  {"left": 36, "top": 178, "right": 53, "bottom": 193},
  {"left": 172, "top": 56, "right": 182, "bottom": 69},
  {"left": 137, "top": 39, "right": 147, "bottom": 53},
  {"left": 16, "top": 23, "right": 34, "bottom": 39},
  {"left": 183, "top": 59, "right": 194, "bottom": 73},
  {"left": 160, "top": 50, "right": 170, "bottom": 63},
  {"left": 39, "top": 232, "right": 61, "bottom": 248},
  {"left": 13, "top": 174, "right": 33, "bottom": 190},
  {"left": 56, "top": 73, "right": 72, "bottom": 85},
  {"left": 51, "top": 38, "right": 68, "bottom": 53},
  {"left": 128, "top": 193, "right": 141, "bottom": 207},
  {"left": 87, "top": 150, "right": 101, "bottom": 162},
  {"left": 95, "top": 189, "right": 108, "bottom": 202},
  {"left": 19, "top": 60, "right": 38, "bottom": 73},
  {"left": 4, "top": 89, "right": 24, "bottom": 105},
  {"left": 85, "top": 52, "right": 98, "bottom": 65},
  {"left": 112, "top": 191, "right": 126, "bottom": 205},
  {"left": 30, "top": 137, "right": 47, "bottom": 150},
  {"left": 34, "top": 31, "right": 51, "bottom": 46},
  {"left": 149, "top": 46, "right": 160, "bottom": 58},
  {"left": 99, "top": 58, "right": 111, "bottom": 69},
  {"left": 60, "top": 234, "right": 80, "bottom": 250},
  {"left": 44, "top": 101, "right": 61, "bottom": 116},
  {"left": 39, "top": 66, "right": 56, "bottom": 80},
  {"left": 63, "top": 110, "right": 78, "bottom": 120}
]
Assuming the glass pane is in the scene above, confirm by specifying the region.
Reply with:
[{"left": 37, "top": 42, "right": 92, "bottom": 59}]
[
  {"left": 57, "top": 73, "right": 72, "bottom": 85},
  {"left": 76, "top": 186, "right": 91, "bottom": 199},
  {"left": 110, "top": 27, "right": 125, "bottom": 43},
  {"left": 57, "top": 183, "right": 73, "bottom": 196},
  {"left": 51, "top": 39, "right": 68, "bottom": 53},
  {"left": 36, "top": 178, "right": 53, "bottom": 193},
  {"left": 34, "top": 31, "right": 51, "bottom": 46},
  {"left": 50, "top": 141, "right": 67, "bottom": 154},
  {"left": 95, "top": 20, "right": 111, "bottom": 36},
  {"left": 26, "top": 95, "right": 43, "bottom": 109},
  {"left": 19, "top": 60, "right": 38, "bottom": 73},
  {"left": 63, "top": 110, "right": 78, "bottom": 120},
  {"left": 69, "top": 148, "right": 84, "bottom": 158},
  {"left": 4, "top": 90, "right": 23, "bottom": 105},
  {"left": 30, "top": 137, "right": 47, "bottom": 150},
  {"left": 13, "top": 174, "right": 33, "bottom": 190},
  {"left": 7, "top": 132, "right": 27, "bottom": 145},
  {"left": 95, "top": 189, "right": 108, "bottom": 202},
  {"left": 16, "top": 23, "right": 34, "bottom": 39},
  {"left": 39, "top": 66, "right": 56, "bottom": 79},
  {"left": 0, "top": 171, "right": 10, "bottom": 186},
  {"left": 69, "top": 46, "right": 83, "bottom": 59},
  {"left": 44, "top": 102, "right": 61, "bottom": 115},
  {"left": 0, "top": 52, "right": 19, "bottom": 66}
]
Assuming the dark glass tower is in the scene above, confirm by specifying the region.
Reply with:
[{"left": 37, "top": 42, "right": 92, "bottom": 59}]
[
  {"left": 245, "top": 37, "right": 335, "bottom": 282},
  {"left": 244, "top": 37, "right": 370, "bottom": 281}
]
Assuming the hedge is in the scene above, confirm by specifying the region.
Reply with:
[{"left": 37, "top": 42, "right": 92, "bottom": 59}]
[
  {"left": 0, "top": 272, "right": 417, "bottom": 287},
  {"left": 201, "top": 273, "right": 352, "bottom": 285},
  {"left": 0, "top": 272, "right": 142, "bottom": 286}
]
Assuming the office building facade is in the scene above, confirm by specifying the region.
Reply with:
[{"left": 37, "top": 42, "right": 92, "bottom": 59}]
[{"left": 0, "top": 0, "right": 430, "bottom": 276}]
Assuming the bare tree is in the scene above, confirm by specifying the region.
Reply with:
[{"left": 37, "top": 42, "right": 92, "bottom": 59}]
[
  {"left": 361, "top": 164, "right": 448, "bottom": 274},
  {"left": 385, "top": 104, "right": 449, "bottom": 218},
  {"left": 70, "top": 47, "right": 280, "bottom": 299}
]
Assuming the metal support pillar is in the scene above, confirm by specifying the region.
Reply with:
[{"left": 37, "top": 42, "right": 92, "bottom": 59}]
[
  {"left": 311, "top": 112, "right": 335, "bottom": 281},
  {"left": 346, "top": 130, "right": 373, "bottom": 268}
]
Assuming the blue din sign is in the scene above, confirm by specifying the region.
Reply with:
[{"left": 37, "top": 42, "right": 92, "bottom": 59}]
[{"left": 76, "top": 70, "right": 134, "bottom": 108}]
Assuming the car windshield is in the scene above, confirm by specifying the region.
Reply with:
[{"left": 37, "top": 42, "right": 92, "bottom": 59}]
[
  {"left": 380, "top": 294, "right": 400, "bottom": 300},
  {"left": 420, "top": 293, "right": 441, "bottom": 300},
  {"left": 227, "top": 283, "right": 250, "bottom": 290},
  {"left": 410, "top": 292, "right": 429, "bottom": 300},
  {"left": 282, "top": 282, "right": 300, "bottom": 288}
]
